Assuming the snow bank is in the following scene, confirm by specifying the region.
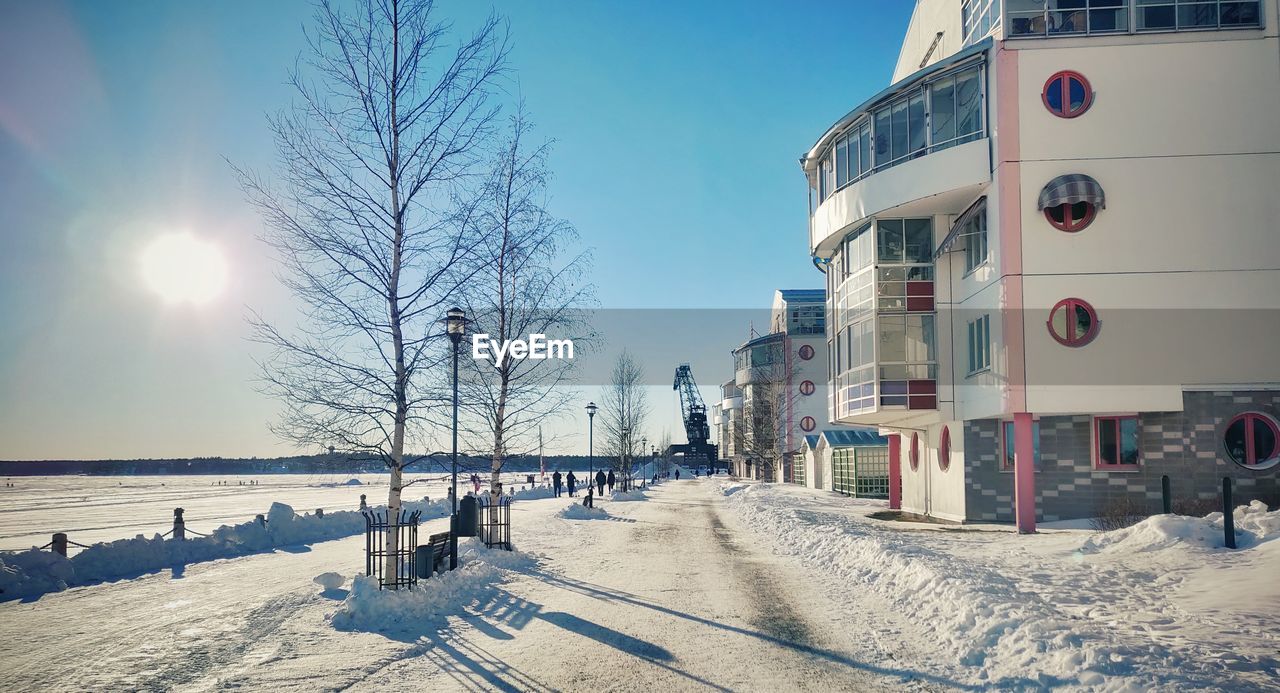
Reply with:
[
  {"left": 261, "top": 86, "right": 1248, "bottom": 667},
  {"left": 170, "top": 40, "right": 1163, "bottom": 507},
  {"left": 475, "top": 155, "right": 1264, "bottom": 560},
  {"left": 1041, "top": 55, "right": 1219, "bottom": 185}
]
[
  {"left": 329, "top": 538, "right": 535, "bottom": 633},
  {"left": 556, "top": 504, "right": 608, "bottom": 520},
  {"left": 345, "top": 478, "right": 363, "bottom": 486},
  {"left": 0, "top": 497, "right": 449, "bottom": 601},
  {"left": 509, "top": 485, "right": 555, "bottom": 501},
  {"left": 609, "top": 488, "right": 648, "bottom": 502},
  {"left": 1083, "top": 500, "right": 1280, "bottom": 554},
  {"left": 314, "top": 572, "right": 345, "bottom": 590}
]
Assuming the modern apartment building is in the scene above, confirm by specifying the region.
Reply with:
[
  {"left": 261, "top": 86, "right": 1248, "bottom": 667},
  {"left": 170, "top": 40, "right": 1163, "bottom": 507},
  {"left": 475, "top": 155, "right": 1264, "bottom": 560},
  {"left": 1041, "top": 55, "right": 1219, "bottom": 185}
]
[{"left": 802, "top": 0, "right": 1279, "bottom": 529}]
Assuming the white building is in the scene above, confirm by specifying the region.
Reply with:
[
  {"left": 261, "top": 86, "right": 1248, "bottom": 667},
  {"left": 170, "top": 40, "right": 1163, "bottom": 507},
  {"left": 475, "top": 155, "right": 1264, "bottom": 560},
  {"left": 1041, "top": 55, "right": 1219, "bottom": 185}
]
[{"left": 803, "top": 0, "right": 1280, "bottom": 529}]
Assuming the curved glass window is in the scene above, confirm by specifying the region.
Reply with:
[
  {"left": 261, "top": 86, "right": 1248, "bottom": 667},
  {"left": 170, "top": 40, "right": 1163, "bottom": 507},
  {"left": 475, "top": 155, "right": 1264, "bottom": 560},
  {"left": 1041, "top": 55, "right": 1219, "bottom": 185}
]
[
  {"left": 1045, "top": 201, "right": 1097, "bottom": 232},
  {"left": 1043, "top": 71, "right": 1093, "bottom": 118},
  {"left": 1224, "top": 413, "right": 1280, "bottom": 468},
  {"left": 938, "top": 426, "right": 951, "bottom": 471},
  {"left": 1047, "top": 298, "right": 1099, "bottom": 347}
]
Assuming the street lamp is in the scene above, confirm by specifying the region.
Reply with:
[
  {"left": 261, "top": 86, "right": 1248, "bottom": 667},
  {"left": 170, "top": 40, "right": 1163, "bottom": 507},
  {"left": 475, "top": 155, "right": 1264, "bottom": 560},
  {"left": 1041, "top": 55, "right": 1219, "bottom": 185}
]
[
  {"left": 445, "top": 306, "right": 467, "bottom": 570},
  {"left": 639, "top": 436, "right": 647, "bottom": 489},
  {"left": 585, "top": 402, "right": 598, "bottom": 479}
]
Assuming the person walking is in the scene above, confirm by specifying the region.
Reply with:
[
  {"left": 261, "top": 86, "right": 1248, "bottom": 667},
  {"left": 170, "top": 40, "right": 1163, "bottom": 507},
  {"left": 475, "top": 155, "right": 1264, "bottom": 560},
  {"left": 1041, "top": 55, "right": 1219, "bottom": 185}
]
[
  {"left": 606, "top": 469, "right": 615, "bottom": 493},
  {"left": 584, "top": 485, "right": 594, "bottom": 509},
  {"left": 552, "top": 470, "right": 563, "bottom": 498},
  {"left": 675, "top": 468, "right": 681, "bottom": 480},
  {"left": 566, "top": 471, "right": 577, "bottom": 496},
  {"left": 595, "top": 469, "right": 606, "bottom": 496}
]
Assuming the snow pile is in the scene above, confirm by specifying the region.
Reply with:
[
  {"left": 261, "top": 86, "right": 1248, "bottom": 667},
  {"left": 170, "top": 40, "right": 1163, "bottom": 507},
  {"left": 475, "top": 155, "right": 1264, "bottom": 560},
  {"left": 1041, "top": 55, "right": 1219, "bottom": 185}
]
[
  {"left": 609, "top": 488, "right": 648, "bottom": 502},
  {"left": 556, "top": 504, "right": 608, "bottom": 520},
  {"left": 508, "top": 485, "right": 555, "bottom": 501},
  {"left": 0, "top": 497, "right": 449, "bottom": 601},
  {"left": 719, "top": 483, "right": 1206, "bottom": 689},
  {"left": 1083, "top": 500, "right": 1280, "bottom": 554},
  {"left": 718, "top": 482, "right": 750, "bottom": 497},
  {"left": 329, "top": 538, "right": 535, "bottom": 633},
  {"left": 314, "top": 572, "right": 345, "bottom": 590},
  {"left": 345, "top": 478, "right": 363, "bottom": 486}
]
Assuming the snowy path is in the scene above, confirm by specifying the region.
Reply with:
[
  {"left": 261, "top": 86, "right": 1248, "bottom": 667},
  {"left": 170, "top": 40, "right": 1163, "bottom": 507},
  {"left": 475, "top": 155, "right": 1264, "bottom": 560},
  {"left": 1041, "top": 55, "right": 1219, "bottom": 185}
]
[{"left": 0, "top": 480, "right": 950, "bottom": 691}]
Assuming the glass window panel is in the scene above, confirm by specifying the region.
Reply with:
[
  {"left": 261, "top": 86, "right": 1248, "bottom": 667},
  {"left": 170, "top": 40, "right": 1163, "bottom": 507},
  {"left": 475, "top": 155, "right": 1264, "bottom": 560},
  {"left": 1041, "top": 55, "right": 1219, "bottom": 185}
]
[
  {"left": 908, "top": 93, "right": 927, "bottom": 154},
  {"left": 1255, "top": 418, "right": 1278, "bottom": 462},
  {"left": 891, "top": 101, "right": 909, "bottom": 162},
  {"left": 1004, "top": 421, "right": 1041, "bottom": 468},
  {"left": 1178, "top": 3, "right": 1219, "bottom": 27},
  {"left": 904, "top": 218, "right": 933, "bottom": 263},
  {"left": 1072, "top": 303, "right": 1093, "bottom": 340},
  {"left": 931, "top": 78, "right": 956, "bottom": 146},
  {"left": 877, "top": 219, "right": 905, "bottom": 263},
  {"left": 1221, "top": 2, "right": 1261, "bottom": 25},
  {"left": 859, "top": 124, "right": 872, "bottom": 175},
  {"left": 1120, "top": 418, "right": 1140, "bottom": 464},
  {"left": 1045, "top": 76, "right": 1064, "bottom": 113},
  {"left": 1099, "top": 419, "right": 1119, "bottom": 464},
  {"left": 1225, "top": 418, "right": 1247, "bottom": 463},
  {"left": 874, "top": 108, "right": 892, "bottom": 166},
  {"left": 835, "top": 140, "right": 849, "bottom": 189},
  {"left": 1068, "top": 77, "right": 1087, "bottom": 111},
  {"left": 956, "top": 70, "right": 982, "bottom": 137},
  {"left": 1138, "top": 5, "right": 1176, "bottom": 29}
]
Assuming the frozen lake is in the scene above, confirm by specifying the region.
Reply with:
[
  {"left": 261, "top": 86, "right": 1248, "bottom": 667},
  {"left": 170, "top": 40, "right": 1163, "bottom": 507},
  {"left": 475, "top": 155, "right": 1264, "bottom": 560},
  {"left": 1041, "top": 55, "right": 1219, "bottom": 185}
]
[{"left": 0, "top": 471, "right": 569, "bottom": 552}]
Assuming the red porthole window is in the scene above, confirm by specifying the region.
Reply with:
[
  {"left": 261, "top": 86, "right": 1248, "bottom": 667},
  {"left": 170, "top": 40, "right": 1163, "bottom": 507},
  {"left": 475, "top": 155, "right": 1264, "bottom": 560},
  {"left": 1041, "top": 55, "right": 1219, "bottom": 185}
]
[
  {"left": 1047, "top": 298, "right": 1099, "bottom": 347},
  {"left": 938, "top": 426, "right": 951, "bottom": 471},
  {"left": 800, "top": 416, "right": 816, "bottom": 432},
  {"left": 799, "top": 380, "right": 816, "bottom": 396},
  {"left": 798, "top": 344, "right": 815, "bottom": 360},
  {"left": 909, "top": 432, "right": 920, "bottom": 471},
  {"left": 1042, "top": 71, "right": 1093, "bottom": 118},
  {"left": 1224, "top": 412, "right": 1280, "bottom": 468},
  {"left": 1044, "top": 201, "right": 1096, "bottom": 232}
]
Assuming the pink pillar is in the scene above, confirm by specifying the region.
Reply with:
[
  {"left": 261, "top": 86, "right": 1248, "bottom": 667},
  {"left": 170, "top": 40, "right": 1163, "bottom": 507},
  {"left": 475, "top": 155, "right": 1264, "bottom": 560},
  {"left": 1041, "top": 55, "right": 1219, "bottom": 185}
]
[
  {"left": 1013, "top": 412, "right": 1036, "bottom": 534},
  {"left": 888, "top": 434, "right": 902, "bottom": 510}
]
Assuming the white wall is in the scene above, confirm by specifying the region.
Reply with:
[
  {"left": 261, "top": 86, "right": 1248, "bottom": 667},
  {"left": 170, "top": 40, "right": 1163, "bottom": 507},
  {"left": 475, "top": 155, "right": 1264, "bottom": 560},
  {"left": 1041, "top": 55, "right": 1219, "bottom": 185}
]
[{"left": 893, "top": 0, "right": 965, "bottom": 83}]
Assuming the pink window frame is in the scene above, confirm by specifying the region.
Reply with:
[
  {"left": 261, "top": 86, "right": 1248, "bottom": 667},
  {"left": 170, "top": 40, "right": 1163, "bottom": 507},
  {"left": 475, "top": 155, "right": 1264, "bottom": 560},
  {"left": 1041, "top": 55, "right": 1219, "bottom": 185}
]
[
  {"left": 909, "top": 432, "right": 920, "bottom": 471},
  {"left": 1094, "top": 415, "right": 1141, "bottom": 471},
  {"left": 999, "top": 418, "right": 1040, "bottom": 472},
  {"left": 1047, "top": 297, "right": 1100, "bottom": 347},
  {"left": 799, "top": 380, "right": 816, "bottom": 396},
  {"left": 1044, "top": 201, "right": 1096, "bottom": 232},
  {"left": 1225, "top": 412, "right": 1280, "bottom": 467},
  {"left": 800, "top": 416, "right": 816, "bottom": 432},
  {"left": 938, "top": 426, "right": 951, "bottom": 472},
  {"left": 1042, "top": 70, "right": 1093, "bottom": 119}
]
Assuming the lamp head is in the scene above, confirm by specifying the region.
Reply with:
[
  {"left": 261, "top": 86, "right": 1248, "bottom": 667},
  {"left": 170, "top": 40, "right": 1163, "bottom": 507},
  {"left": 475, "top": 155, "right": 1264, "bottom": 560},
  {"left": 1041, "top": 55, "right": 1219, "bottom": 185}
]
[
  {"left": 585, "top": 401, "right": 598, "bottom": 418},
  {"left": 445, "top": 307, "right": 467, "bottom": 344}
]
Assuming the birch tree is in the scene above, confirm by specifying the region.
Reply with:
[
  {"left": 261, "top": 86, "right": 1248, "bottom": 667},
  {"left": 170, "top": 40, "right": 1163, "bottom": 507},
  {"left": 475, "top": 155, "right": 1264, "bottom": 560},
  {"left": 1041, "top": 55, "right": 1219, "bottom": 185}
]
[
  {"left": 236, "top": 0, "right": 508, "bottom": 585},
  {"left": 601, "top": 351, "right": 649, "bottom": 488},
  {"left": 458, "top": 107, "right": 593, "bottom": 493}
]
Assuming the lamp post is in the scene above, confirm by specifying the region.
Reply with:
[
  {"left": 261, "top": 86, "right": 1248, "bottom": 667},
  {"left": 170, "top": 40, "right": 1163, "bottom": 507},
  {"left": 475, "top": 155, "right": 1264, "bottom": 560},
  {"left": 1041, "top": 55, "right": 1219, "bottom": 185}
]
[
  {"left": 639, "top": 436, "right": 647, "bottom": 489},
  {"left": 621, "top": 426, "right": 630, "bottom": 491},
  {"left": 445, "top": 307, "right": 467, "bottom": 570},
  {"left": 585, "top": 402, "right": 598, "bottom": 480}
]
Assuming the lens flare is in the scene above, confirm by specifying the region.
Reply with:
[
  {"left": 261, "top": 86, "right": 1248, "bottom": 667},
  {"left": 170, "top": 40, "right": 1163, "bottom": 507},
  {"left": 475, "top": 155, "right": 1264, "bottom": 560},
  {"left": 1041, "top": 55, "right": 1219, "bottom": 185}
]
[{"left": 139, "top": 233, "right": 228, "bottom": 306}]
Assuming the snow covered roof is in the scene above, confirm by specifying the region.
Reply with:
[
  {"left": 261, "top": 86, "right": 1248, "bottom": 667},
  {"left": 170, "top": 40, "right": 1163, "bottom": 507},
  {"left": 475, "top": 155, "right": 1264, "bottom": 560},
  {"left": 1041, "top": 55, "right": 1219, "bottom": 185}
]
[{"left": 821, "top": 429, "right": 888, "bottom": 448}]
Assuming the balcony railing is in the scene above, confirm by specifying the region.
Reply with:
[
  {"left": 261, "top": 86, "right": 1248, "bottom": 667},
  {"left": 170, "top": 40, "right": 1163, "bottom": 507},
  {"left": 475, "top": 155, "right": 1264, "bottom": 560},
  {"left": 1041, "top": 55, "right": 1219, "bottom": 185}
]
[{"left": 1006, "top": 0, "right": 1262, "bottom": 38}]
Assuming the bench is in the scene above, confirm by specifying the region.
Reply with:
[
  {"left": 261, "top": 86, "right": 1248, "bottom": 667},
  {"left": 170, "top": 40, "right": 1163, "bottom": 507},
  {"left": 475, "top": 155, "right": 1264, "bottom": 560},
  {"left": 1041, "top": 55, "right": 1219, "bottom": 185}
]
[{"left": 417, "top": 531, "right": 452, "bottom": 579}]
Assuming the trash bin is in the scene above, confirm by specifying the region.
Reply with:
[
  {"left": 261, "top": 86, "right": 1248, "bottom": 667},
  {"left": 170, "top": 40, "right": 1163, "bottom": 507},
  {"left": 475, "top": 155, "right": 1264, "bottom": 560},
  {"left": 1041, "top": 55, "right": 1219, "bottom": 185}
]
[
  {"left": 415, "top": 544, "right": 433, "bottom": 579},
  {"left": 456, "top": 494, "right": 478, "bottom": 537}
]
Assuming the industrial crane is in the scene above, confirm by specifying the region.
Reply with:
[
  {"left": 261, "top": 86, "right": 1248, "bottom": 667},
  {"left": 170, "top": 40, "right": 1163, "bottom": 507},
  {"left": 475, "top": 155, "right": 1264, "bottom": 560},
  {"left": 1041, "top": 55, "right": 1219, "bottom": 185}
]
[{"left": 666, "top": 364, "right": 720, "bottom": 473}]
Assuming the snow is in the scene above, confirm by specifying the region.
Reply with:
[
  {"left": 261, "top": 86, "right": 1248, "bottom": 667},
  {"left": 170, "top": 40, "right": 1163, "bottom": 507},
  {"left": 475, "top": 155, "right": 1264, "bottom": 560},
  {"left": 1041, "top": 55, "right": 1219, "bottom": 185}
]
[
  {"left": 609, "top": 488, "right": 649, "bottom": 502},
  {"left": 0, "top": 497, "right": 449, "bottom": 601},
  {"left": 344, "top": 478, "right": 363, "bottom": 486},
  {"left": 716, "top": 480, "right": 1280, "bottom": 690},
  {"left": 314, "top": 572, "right": 345, "bottom": 590},
  {"left": 555, "top": 503, "right": 609, "bottom": 520}
]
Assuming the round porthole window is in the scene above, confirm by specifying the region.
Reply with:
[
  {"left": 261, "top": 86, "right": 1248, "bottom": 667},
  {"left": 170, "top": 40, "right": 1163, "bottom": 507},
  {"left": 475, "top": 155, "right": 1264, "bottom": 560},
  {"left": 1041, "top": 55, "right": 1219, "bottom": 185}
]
[
  {"left": 909, "top": 432, "right": 920, "bottom": 471},
  {"left": 1045, "top": 201, "right": 1096, "bottom": 232},
  {"left": 1047, "top": 298, "right": 1099, "bottom": 347},
  {"left": 800, "top": 416, "right": 816, "bottom": 432},
  {"left": 938, "top": 426, "right": 951, "bottom": 472},
  {"left": 1043, "top": 70, "right": 1093, "bottom": 118},
  {"left": 799, "top": 380, "right": 816, "bottom": 396},
  {"left": 1223, "top": 412, "right": 1280, "bottom": 469},
  {"left": 798, "top": 344, "right": 815, "bottom": 361}
]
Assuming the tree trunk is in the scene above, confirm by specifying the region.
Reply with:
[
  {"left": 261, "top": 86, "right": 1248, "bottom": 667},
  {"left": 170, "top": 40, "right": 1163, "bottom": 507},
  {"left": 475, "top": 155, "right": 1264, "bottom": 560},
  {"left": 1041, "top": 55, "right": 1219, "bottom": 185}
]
[{"left": 384, "top": 0, "right": 405, "bottom": 586}]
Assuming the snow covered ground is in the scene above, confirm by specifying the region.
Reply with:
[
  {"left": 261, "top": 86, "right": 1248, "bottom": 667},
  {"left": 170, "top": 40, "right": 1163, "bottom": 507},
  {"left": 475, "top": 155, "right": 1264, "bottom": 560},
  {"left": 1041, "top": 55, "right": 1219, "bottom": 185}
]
[
  {"left": 717, "top": 480, "right": 1280, "bottom": 691},
  {"left": 0, "top": 475, "right": 1274, "bottom": 691}
]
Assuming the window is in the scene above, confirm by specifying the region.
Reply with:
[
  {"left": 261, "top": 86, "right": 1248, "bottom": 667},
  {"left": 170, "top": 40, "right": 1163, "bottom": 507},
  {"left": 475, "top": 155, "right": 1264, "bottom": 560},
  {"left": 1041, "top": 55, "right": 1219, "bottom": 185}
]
[
  {"left": 962, "top": 201, "right": 988, "bottom": 272},
  {"left": 798, "top": 344, "right": 815, "bottom": 360},
  {"left": 800, "top": 416, "right": 816, "bottom": 432},
  {"left": 1045, "top": 200, "right": 1096, "bottom": 232},
  {"left": 938, "top": 426, "right": 952, "bottom": 471},
  {"left": 1042, "top": 71, "right": 1093, "bottom": 118},
  {"left": 1001, "top": 420, "right": 1041, "bottom": 469},
  {"left": 1047, "top": 298, "right": 1100, "bottom": 346},
  {"left": 1137, "top": 1, "right": 1263, "bottom": 31},
  {"left": 962, "top": 0, "right": 1004, "bottom": 45},
  {"left": 1096, "top": 416, "right": 1140, "bottom": 468},
  {"left": 1224, "top": 412, "right": 1280, "bottom": 468},
  {"left": 799, "top": 380, "right": 816, "bottom": 396},
  {"left": 910, "top": 432, "right": 920, "bottom": 471},
  {"left": 967, "top": 314, "right": 991, "bottom": 375},
  {"left": 1008, "top": 0, "right": 1260, "bottom": 37}
]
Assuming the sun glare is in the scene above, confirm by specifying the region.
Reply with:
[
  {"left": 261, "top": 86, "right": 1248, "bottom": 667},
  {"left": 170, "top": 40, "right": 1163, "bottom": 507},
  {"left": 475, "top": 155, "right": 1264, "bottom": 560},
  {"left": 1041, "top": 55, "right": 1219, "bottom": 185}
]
[{"left": 139, "top": 233, "right": 228, "bottom": 306}]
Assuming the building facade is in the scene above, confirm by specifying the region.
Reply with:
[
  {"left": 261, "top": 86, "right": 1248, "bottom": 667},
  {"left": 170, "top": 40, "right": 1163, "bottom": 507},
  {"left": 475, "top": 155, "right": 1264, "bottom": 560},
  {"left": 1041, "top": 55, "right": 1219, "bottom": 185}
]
[{"left": 803, "top": 0, "right": 1280, "bottom": 528}]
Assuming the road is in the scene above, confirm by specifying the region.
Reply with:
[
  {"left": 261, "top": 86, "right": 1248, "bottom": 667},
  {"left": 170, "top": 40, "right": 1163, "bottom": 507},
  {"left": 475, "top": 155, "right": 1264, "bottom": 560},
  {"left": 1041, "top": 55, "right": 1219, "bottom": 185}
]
[{"left": 0, "top": 480, "right": 942, "bottom": 691}]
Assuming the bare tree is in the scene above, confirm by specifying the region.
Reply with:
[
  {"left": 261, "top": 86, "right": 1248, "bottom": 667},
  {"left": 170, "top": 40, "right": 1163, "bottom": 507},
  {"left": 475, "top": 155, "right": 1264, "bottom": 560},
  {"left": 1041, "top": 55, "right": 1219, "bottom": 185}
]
[
  {"left": 236, "top": 0, "right": 508, "bottom": 584},
  {"left": 736, "top": 350, "right": 789, "bottom": 482},
  {"left": 600, "top": 351, "right": 649, "bottom": 489},
  {"left": 458, "top": 107, "right": 593, "bottom": 493}
]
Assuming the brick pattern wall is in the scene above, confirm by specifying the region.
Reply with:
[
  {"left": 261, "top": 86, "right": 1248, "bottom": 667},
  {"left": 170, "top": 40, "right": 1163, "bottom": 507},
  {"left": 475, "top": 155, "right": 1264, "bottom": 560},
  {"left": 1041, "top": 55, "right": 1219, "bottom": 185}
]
[{"left": 962, "top": 390, "right": 1280, "bottom": 523}]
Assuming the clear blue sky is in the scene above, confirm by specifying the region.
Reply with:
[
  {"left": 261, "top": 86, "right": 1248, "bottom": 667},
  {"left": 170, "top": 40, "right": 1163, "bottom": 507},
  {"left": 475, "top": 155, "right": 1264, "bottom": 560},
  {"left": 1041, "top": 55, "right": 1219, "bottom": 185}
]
[{"left": 0, "top": 0, "right": 912, "bottom": 459}]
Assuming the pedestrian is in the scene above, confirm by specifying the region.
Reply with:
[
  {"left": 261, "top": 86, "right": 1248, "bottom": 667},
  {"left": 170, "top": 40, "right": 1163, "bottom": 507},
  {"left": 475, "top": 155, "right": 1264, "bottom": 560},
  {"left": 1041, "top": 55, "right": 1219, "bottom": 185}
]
[
  {"left": 584, "top": 485, "right": 594, "bottom": 509},
  {"left": 606, "top": 469, "right": 615, "bottom": 493},
  {"left": 595, "top": 469, "right": 606, "bottom": 496},
  {"left": 566, "top": 470, "right": 577, "bottom": 496},
  {"left": 675, "top": 468, "right": 681, "bottom": 480},
  {"left": 552, "top": 470, "right": 563, "bottom": 497}
]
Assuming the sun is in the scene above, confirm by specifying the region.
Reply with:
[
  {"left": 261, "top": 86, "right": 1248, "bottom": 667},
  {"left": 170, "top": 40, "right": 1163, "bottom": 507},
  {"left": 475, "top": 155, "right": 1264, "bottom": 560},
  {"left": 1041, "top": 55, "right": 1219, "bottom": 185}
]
[{"left": 139, "top": 233, "right": 229, "bottom": 306}]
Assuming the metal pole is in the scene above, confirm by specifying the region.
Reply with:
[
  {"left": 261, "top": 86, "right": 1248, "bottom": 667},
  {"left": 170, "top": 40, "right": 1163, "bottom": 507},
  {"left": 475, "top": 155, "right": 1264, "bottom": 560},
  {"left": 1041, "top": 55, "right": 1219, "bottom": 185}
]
[
  {"left": 589, "top": 413, "right": 594, "bottom": 479},
  {"left": 450, "top": 338, "right": 459, "bottom": 570},
  {"left": 1161, "top": 475, "right": 1172, "bottom": 514},
  {"left": 1223, "top": 476, "right": 1236, "bottom": 550}
]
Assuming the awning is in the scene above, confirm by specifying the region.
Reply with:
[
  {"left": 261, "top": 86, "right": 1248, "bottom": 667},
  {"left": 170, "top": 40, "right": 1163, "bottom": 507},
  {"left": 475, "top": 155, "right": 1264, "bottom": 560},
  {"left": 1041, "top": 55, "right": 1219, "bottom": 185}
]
[
  {"left": 1038, "top": 174, "right": 1105, "bottom": 210},
  {"left": 934, "top": 196, "right": 986, "bottom": 259}
]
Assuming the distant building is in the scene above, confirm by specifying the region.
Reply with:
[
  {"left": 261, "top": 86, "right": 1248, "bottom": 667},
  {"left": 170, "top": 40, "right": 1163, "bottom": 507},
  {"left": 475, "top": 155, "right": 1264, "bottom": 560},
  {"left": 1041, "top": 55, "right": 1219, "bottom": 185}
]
[{"left": 801, "top": 0, "right": 1279, "bottom": 529}]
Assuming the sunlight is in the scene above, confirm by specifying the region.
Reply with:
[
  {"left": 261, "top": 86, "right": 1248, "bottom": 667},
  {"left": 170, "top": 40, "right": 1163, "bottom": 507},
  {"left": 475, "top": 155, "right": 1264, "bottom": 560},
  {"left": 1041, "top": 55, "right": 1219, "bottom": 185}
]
[{"left": 139, "top": 232, "right": 228, "bottom": 306}]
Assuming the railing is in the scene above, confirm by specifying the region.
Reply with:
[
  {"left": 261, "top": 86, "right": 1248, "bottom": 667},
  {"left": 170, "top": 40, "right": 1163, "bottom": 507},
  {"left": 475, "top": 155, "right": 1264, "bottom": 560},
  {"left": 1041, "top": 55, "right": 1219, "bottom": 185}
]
[
  {"left": 363, "top": 508, "right": 421, "bottom": 590},
  {"left": 478, "top": 494, "right": 512, "bottom": 551},
  {"left": 1007, "top": 1, "right": 1262, "bottom": 38}
]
